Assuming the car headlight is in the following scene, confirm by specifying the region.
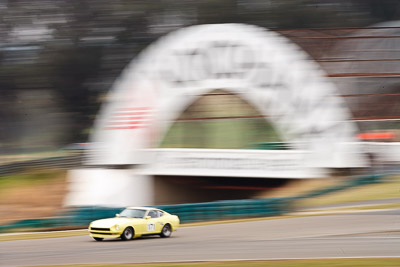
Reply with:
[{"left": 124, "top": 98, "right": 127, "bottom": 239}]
[{"left": 115, "top": 225, "right": 120, "bottom": 230}]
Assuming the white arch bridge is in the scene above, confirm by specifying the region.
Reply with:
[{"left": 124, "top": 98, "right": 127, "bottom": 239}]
[{"left": 65, "top": 24, "right": 366, "bottom": 207}]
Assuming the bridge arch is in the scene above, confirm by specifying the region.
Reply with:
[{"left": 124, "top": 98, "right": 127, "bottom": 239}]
[
  {"left": 66, "top": 24, "right": 365, "bottom": 207},
  {"left": 89, "top": 23, "right": 360, "bottom": 169}
]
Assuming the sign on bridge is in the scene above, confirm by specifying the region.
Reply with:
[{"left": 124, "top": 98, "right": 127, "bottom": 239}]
[{"left": 146, "top": 148, "right": 321, "bottom": 178}]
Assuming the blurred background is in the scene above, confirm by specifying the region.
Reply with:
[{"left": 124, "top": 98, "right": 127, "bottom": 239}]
[
  {"left": 2, "top": 0, "right": 400, "bottom": 155},
  {"left": 1, "top": 0, "right": 400, "bottom": 227}
]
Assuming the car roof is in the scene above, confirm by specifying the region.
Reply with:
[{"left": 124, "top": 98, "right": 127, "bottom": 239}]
[{"left": 126, "top": 207, "right": 159, "bottom": 211}]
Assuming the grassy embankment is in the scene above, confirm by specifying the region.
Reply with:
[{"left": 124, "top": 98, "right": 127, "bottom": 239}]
[
  {"left": 0, "top": 169, "right": 67, "bottom": 225},
  {"left": 296, "top": 174, "right": 400, "bottom": 208}
]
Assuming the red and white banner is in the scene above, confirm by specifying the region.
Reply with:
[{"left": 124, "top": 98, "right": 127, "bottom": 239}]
[{"left": 106, "top": 107, "right": 153, "bottom": 130}]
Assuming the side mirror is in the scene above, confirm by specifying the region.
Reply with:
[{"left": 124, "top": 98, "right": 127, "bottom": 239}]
[
  {"left": 116, "top": 214, "right": 120, "bottom": 217},
  {"left": 145, "top": 216, "right": 151, "bottom": 220}
]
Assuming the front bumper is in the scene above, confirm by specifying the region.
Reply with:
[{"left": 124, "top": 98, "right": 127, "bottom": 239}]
[{"left": 89, "top": 227, "right": 122, "bottom": 239}]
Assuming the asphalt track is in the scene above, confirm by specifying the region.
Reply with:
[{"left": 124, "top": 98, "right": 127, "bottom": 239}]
[{"left": 1, "top": 209, "right": 400, "bottom": 267}]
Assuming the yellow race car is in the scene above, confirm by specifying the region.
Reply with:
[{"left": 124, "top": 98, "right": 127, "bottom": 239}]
[{"left": 88, "top": 207, "right": 180, "bottom": 241}]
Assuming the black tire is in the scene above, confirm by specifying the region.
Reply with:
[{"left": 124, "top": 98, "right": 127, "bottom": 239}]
[
  {"left": 121, "top": 227, "right": 134, "bottom": 240},
  {"left": 93, "top": 237, "right": 103, "bottom": 241},
  {"left": 160, "top": 224, "right": 172, "bottom": 238}
]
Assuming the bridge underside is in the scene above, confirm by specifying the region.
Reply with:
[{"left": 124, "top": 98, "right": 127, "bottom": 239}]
[
  {"left": 65, "top": 168, "right": 295, "bottom": 207},
  {"left": 153, "top": 175, "right": 289, "bottom": 205}
]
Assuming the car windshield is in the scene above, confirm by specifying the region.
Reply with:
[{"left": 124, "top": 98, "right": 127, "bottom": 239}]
[{"left": 119, "top": 209, "right": 146, "bottom": 218}]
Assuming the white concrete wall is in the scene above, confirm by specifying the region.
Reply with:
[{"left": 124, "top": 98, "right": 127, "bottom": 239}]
[
  {"left": 64, "top": 168, "right": 154, "bottom": 207},
  {"left": 364, "top": 142, "right": 400, "bottom": 163}
]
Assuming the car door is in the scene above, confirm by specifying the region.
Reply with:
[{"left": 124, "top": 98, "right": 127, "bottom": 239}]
[
  {"left": 133, "top": 218, "right": 147, "bottom": 235},
  {"left": 154, "top": 210, "right": 165, "bottom": 233},
  {"left": 146, "top": 210, "right": 163, "bottom": 234}
]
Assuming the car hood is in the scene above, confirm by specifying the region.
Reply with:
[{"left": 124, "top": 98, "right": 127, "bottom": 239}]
[{"left": 90, "top": 217, "right": 142, "bottom": 228}]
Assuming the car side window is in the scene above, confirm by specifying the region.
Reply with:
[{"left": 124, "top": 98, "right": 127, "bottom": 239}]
[
  {"left": 148, "top": 210, "right": 158, "bottom": 218},
  {"left": 157, "top": 211, "right": 164, "bottom": 217}
]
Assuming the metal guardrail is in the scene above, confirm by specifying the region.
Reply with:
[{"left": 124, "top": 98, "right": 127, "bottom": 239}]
[{"left": 0, "top": 155, "right": 83, "bottom": 176}]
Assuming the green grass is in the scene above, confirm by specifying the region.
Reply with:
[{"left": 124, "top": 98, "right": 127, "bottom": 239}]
[
  {"left": 0, "top": 169, "right": 65, "bottom": 193},
  {"left": 38, "top": 258, "right": 400, "bottom": 267},
  {"left": 0, "top": 150, "right": 68, "bottom": 164},
  {"left": 298, "top": 175, "right": 400, "bottom": 208},
  {"left": 307, "top": 202, "right": 400, "bottom": 213}
]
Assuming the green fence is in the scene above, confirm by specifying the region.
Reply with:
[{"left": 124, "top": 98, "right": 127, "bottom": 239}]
[
  {"left": 0, "top": 218, "right": 62, "bottom": 232},
  {"left": 251, "top": 142, "right": 289, "bottom": 150},
  {"left": 0, "top": 198, "right": 292, "bottom": 232},
  {"left": 60, "top": 197, "right": 291, "bottom": 227},
  {"left": 156, "top": 197, "right": 291, "bottom": 223}
]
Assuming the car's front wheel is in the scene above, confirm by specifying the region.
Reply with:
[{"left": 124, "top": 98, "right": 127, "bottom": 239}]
[
  {"left": 121, "top": 227, "right": 134, "bottom": 240},
  {"left": 93, "top": 237, "right": 103, "bottom": 241},
  {"left": 160, "top": 224, "right": 172, "bottom": 238}
]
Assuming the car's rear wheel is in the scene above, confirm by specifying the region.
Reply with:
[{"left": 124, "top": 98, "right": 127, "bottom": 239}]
[
  {"left": 93, "top": 237, "right": 103, "bottom": 241},
  {"left": 121, "top": 227, "right": 134, "bottom": 240},
  {"left": 160, "top": 224, "right": 172, "bottom": 238}
]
